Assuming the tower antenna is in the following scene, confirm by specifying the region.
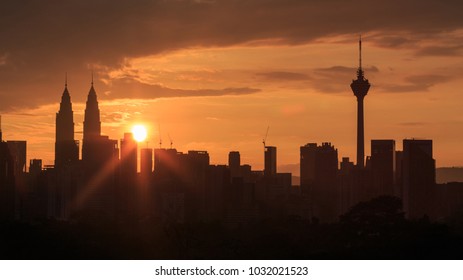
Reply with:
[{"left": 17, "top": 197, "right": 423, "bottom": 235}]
[
  {"left": 359, "top": 35, "right": 362, "bottom": 70},
  {"left": 65, "top": 72, "right": 68, "bottom": 87},
  {"left": 350, "top": 36, "right": 370, "bottom": 169},
  {"left": 158, "top": 124, "right": 162, "bottom": 148},
  {"left": 91, "top": 70, "right": 94, "bottom": 86}
]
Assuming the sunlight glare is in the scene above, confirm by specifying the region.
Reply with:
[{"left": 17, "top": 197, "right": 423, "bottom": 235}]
[{"left": 132, "top": 124, "right": 147, "bottom": 142}]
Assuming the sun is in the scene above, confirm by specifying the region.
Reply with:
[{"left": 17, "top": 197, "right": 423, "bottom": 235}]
[{"left": 132, "top": 124, "right": 147, "bottom": 142}]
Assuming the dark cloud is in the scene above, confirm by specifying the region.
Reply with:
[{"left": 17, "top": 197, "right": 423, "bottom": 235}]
[
  {"left": 378, "top": 74, "right": 452, "bottom": 93},
  {"left": 256, "top": 71, "right": 309, "bottom": 81},
  {"left": 107, "top": 77, "right": 261, "bottom": 99},
  {"left": 314, "top": 66, "right": 379, "bottom": 76},
  {"left": 309, "top": 65, "right": 378, "bottom": 93},
  {"left": 367, "top": 31, "right": 463, "bottom": 56},
  {"left": 378, "top": 84, "right": 428, "bottom": 93},
  {"left": 415, "top": 45, "right": 463, "bottom": 56},
  {"left": 405, "top": 74, "right": 451, "bottom": 85},
  {"left": 0, "top": 0, "right": 463, "bottom": 111},
  {"left": 397, "top": 122, "right": 428, "bottom": 126},
  {"left": 369, "top": 35, "right": 419, "bottom": 48}
]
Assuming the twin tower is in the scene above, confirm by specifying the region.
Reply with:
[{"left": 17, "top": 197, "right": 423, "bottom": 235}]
[
  {"left": 56, "top": 39, "right": 369, "bottom": 169},
  {"left": 55, "top": 77, "right": 102, "bottom": 167}
]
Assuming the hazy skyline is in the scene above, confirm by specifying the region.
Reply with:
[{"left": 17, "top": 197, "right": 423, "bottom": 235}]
[{"left": 1, "top": 0, "right": 463, "bottom": 171}]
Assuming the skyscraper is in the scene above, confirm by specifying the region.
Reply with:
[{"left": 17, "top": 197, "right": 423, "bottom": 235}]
[
  {"left": 228, "top": 151, "right": 241, "bottom": 179},
  {"left": 120, "top": 132, "right": 137, "bottom": 177},
  {"left": 264, "top": 146, "right": 277, "bottom": 178},
  {"left": 300, "top": 143, "right": 317, "bottom": 189},
  {"left": 140, "top": 148, "right": 153, "bottom": 174},
  {"left": 55, "top": 78, "right": 78, "bottom": 167},
  {"left": 6, "top": 141, "right": 26, "bottom": 175},
  {"left": 0, "top": 120, "right": 15, "bottom": 220},
  {"left": 82, "top": 77, "right": 102, "bottom": 163},
  {"left": 350, "top": 37, "right": 370, "bottom": 169},
  {"left": 300, "top": 142, "right": 339, "bottom": 222},
  {"left": 371, "top": 140, "right": 396, "bottom": 197},
  {"left": 402, "top": 139, "right": 436, "bottom": 219}
]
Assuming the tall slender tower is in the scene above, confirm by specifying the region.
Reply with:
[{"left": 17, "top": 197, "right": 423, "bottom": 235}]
[
  {"left": 55, "top": 75, "right": 78, "bottom": 166},
  {"left": 350, "top": 37, "right": 370, "bottom": 169},
  {"left": 82, "top": 75, "right": 101, "bottom": 162}
]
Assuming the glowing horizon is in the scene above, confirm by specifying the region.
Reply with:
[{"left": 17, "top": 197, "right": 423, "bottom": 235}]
[{"left": 1, "top": 1, "right": 463, "bottom": 174}]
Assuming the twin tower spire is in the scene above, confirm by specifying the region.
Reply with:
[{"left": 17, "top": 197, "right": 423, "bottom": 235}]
[
  {"left": 55, "top": 74, "right": 101, "bottom": 167},
  {"left": 56, "top": 39, "right": 369, "bottom": 168}
]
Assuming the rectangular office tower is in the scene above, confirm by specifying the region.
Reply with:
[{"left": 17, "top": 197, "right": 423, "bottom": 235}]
[
  {"left": 371, "top": 140, "right": 396, "bottom": 197},
  {"left": 402, "top": 139, "right": 435, "bottom": 219},
  {"left": 264, "top": 146, "right": 277, "bottom": 178},
  {"left": 300, "top": 142, "right": 339, "bottom": 222},
  {"left": 140, "top": 148, "right": 153, "bottom": 174},
  {"left": 228, "top": 151, "right": 241, "bottom": 179}
]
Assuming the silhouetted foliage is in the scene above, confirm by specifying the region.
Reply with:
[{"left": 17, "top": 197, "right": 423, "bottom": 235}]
[
  {"left": 340, "top": 195, "right": 404, "bottom": 226},
  {"left": 2, "top": 212, "right": 463, "bottom": 260}
]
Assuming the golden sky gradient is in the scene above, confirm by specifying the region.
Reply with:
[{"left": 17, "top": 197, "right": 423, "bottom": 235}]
[{"left": 1, "top": 1, "right": 463, "bottom": 174}]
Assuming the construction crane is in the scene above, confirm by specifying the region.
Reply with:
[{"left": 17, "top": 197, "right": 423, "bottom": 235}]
[
  {"left": 168, "top": 133, "right": 173, "bottom": 149},
  {"left": 262, "top": 126, "right": 270, "bottom": 148}
]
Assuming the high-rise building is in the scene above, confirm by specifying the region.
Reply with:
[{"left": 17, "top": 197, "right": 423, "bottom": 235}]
[
  {"left": 402, "top": 139, "right": 436, "bottom": 219},
  {"left": 119, "top": 133, "right": 138, "bottom": 218},
  {"left": 6, "top": 141, "right": 27, "bottom": 216},
  {"left": 120, "top": 133, "right": 137, "bottom": 176},
  {"left": 300, "top": 142, "right": 339, "bottom": 222},
  {"left": 228, "top": 151, "right": 240, "bottom": 179},
  {"left": 140, "top": 148, "right": 153, "bottom": 174},
  {"left": 0, "top": 120, "right": 15, "bottom": 220},
  {"left": 82, "top": 78, "right": 101, "bottom": 164},
  {"left": 350, "top": 37, "right": 370, "bottom": 169},
  {"left": 78, "top": 77, "right": 119, "bottom": 218},
  {"left": 264, "top": 146, "right": 277, "bottom": 178},
  {"left": 154, "top": 148, "right": 179, "bottom": 179},
  {"left": 339, "top": 157, "right": 355, "bottom": 213},
  {"left": 395, "top": 150, "right": 404, "bottom": 197},
  {"left": 153, "top": 149, "right": 210, "bottom": 221},
  {"left": 0, "top": 115, "right": 2, "bottom": 142},
  {"left": 300, "top": 143, "right": 338, "bottom": 189},
  {"left": 6, "top": 141, "right": 26, "bottom": 175},
  {"left": 300, "top": 143, "right": 317, "bottom": 189},
  {"left": 371, "top": 139, "right": 396, "bottom": 197},
  {"left": 55, "top": 78, "right": 78, "bottom": 167},
  {"left": 29, "top": 159, "right": 42, "bottom": 177}
]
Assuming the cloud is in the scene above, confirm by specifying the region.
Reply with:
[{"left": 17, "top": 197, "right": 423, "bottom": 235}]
[
  {"left": 256, "top": 71, "right": 310, "bottom": 81},
  {"left": 369, "top": 35, "right": 419, "bottom": 49},
  {"left": 378, "top": 74, "right": 452, "bottom": 93},
  {"left": 107, "top": 77, "right": 261, "bottom": 100},
  {"left": 308, "top": 65, "right": 379, "bottom": 93},
  {"left": 1, "top": 0, "right": 463, "bottom": 110},
  {"left": 398, "top": 122, "right": 428, "bottom": 126},
  {"left": 314, "top": 66, "right": 379, "bottom": 76},
  {"left": 415, "top": 45, "right": 463, "bottom": 56}
]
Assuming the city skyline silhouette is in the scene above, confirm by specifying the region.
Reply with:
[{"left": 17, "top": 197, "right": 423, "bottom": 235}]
[
  {"left": 1, "top": 36, "right": 463, "bottom": 259},
  {"left": 2, "top": 0, "right": 463, "bottom": 260},
  {"left": 1, "top": 1, "right": 463, "bottom": 170}
]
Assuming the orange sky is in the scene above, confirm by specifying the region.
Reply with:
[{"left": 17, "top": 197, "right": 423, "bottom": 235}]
[{"left": 1, "top": 1, "right": 463, "bottom": 174}]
